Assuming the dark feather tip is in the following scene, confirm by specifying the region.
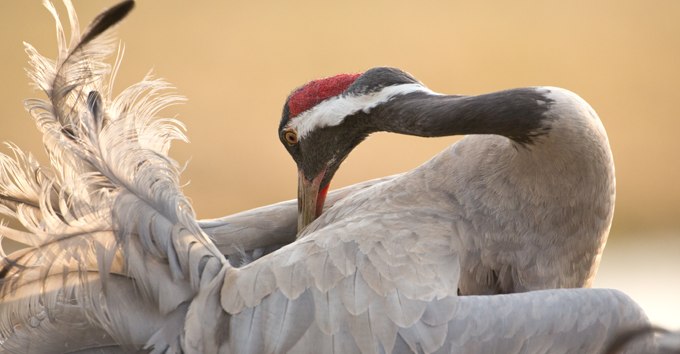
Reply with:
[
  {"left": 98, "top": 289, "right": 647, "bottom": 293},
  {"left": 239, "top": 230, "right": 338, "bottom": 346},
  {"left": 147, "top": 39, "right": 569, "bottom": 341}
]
[
  {"left": 0, "top": 255, "right": 27, "bottom": 280},
  {"left": 62, "top": 126, "right": 77, "bottom": 140},
  {"left": 78, "top": 0, "right": 135, "bottom": 48},
  {"left": 87, "top": 91, "right": 103, "bottom": 117},
  {"left": 88, "top": 90, "right": 106, "bottom": 130},
  {"left": 604, "top": 325, "right": 669, "bottom": 354}
]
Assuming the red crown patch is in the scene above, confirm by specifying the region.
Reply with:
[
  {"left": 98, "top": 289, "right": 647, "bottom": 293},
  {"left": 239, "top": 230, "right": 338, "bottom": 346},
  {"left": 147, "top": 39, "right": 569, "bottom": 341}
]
[{"left": 288, "top": 73, "right": 362, "bottom": 118}]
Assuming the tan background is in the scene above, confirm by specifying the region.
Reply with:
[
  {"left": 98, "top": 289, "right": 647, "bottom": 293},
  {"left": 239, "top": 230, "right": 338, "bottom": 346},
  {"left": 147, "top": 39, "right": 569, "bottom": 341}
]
[{"left": 0, "top": 1, "right": 678, "bottom": 327}]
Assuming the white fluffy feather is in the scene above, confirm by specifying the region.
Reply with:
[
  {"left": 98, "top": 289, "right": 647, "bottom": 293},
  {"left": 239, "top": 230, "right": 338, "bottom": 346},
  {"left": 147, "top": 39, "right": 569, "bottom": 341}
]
[{"left": 0, "top": 1, "right": 225, "bottom": 351}]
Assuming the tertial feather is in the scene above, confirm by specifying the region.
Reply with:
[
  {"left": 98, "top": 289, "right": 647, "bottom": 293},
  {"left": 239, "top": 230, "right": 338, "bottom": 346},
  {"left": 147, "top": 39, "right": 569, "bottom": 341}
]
[{"left": 1, "top": 1, "right": 225, "bottom": 351}]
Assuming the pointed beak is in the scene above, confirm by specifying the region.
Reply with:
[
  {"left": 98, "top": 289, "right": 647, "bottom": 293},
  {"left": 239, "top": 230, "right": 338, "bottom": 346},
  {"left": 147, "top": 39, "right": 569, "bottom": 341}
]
[{"left": 297, "top": 168, "right": 329, "bottom": 235}]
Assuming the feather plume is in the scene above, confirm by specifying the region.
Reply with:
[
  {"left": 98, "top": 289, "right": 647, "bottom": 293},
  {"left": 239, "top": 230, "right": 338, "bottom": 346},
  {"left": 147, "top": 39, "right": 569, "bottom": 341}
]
[{"left": 0, "top": 0, "right": 226, "bottom": 351}]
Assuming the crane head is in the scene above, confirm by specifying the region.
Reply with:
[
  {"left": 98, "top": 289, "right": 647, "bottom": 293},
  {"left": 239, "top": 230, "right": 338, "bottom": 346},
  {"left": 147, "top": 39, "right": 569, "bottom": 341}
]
[{"left": 278, "top": 67, "right": 421, "bottom": 233}]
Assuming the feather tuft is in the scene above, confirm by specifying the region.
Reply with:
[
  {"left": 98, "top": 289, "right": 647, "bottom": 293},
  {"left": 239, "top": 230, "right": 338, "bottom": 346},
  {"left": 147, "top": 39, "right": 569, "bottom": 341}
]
[{"left": 1, "top": 1, "right": 227, "bottom": 351}]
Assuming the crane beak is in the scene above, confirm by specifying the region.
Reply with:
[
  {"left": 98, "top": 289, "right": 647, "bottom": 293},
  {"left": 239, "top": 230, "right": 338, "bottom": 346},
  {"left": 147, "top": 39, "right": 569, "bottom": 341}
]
[{"left": 297, "top": 169, "right": 329, "bottom": 235}]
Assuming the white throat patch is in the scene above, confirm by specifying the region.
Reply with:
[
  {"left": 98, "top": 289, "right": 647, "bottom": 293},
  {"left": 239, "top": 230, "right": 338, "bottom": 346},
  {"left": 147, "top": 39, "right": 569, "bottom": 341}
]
[{"left": 287, "top": 83, "right": 438, "bottom": 138}]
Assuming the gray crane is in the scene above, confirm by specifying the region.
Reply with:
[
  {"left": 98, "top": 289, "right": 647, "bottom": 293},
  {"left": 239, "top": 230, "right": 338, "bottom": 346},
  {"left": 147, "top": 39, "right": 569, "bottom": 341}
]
[
  {"left": 0, "top": 1, "right": 665, "bottom": 353},
  {"left": 273, "top": 67, "right": 614, "bottom": 295}
]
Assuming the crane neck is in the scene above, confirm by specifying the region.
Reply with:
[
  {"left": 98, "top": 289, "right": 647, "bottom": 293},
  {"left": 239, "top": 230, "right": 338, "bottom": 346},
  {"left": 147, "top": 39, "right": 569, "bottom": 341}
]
[{"left": 367, "top": 88, "right": 555, "bottom": 145}]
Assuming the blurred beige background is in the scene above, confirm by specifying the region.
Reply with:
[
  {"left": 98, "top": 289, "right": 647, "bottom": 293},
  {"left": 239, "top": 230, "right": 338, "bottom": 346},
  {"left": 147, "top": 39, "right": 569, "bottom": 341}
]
[{"left": 1, "top": 1, "right": 678, "bottom": 327}]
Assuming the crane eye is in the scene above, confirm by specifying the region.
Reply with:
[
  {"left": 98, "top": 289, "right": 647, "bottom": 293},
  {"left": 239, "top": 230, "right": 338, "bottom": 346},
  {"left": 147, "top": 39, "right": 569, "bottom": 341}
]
[{"left": 284, "top": 130, "right": 298, "bottom": 145}]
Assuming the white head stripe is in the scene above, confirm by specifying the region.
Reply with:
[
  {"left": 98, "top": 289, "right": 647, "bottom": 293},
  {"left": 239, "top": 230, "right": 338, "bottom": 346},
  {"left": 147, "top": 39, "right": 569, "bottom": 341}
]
[{"left": 287, "top": 83, "right": 438, "bottom": 138}]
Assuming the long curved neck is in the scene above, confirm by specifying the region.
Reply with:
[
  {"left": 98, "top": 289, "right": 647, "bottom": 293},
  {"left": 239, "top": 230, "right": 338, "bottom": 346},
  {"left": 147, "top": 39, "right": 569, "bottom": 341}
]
[{"left": 368, "top": 88, "right": 554, "bottom": 145}]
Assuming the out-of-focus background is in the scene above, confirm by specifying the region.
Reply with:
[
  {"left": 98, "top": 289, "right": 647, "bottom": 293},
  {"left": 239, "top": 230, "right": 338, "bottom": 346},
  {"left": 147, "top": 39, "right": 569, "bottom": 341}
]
[{"left": 0, "top": 0, "right": 678, "bottom": 328}]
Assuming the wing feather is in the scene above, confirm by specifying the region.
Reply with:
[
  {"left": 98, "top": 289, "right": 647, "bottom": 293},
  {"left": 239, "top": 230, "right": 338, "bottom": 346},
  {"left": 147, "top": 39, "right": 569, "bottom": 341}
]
[
  {"left": 1, "top": 2, "right": 229, "bottom": 352},
  {"left": 198, "top": 175, "right": 399, "bottom": 258},
  {"left": 212, "top": 178, "right": 655, "bottom": 354},
  {"left": 338, "top": 268, "right": 375, "bottom": 316},
  {"left": 0, "top": 270, "right": 164, "bottom": 353},
  {"left": 368, "top": 298, "right": 399, "bottom": 353},
  {"left": 307, "top": 250, "right": 343, "bottom": 292},
  {"left": 214, "top": 203, "right": 461, "bottom": 353}
]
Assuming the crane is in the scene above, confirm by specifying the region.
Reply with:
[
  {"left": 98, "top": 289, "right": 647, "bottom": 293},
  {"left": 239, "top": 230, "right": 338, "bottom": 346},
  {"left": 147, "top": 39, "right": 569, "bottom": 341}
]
[
  {"left": 0, "top": 1, "right": 663, "bottom": 353},
  {"left": 275, "top": 67, "right": 615, "bottom": 295}
]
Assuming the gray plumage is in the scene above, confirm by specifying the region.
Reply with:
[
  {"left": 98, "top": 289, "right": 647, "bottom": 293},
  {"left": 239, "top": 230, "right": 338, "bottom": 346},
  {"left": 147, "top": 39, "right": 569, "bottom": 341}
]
[
  {"left": 278, "top": 68, "right": 614, "bottom": 295},
  {"left": 0, "top": 1, "right": 667, "bottom": 353}
]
